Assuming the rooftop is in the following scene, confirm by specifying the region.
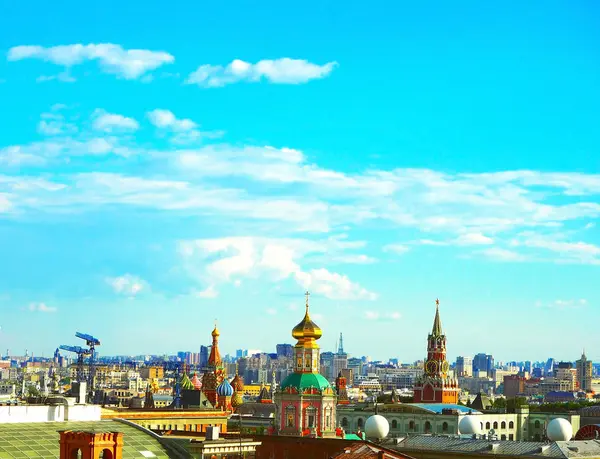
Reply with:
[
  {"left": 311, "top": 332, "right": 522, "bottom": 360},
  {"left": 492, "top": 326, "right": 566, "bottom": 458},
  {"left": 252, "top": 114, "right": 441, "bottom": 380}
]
[
  {"left": 392, "top": 436, "right": 600, "bottom": 458},
  {"left": 0, "top": 419, "right": 191, "bottom": 459}
]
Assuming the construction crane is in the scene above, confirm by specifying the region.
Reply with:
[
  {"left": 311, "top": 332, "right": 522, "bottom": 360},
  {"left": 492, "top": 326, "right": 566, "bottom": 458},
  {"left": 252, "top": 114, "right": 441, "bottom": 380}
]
[
  {"left": 75, "top": 332, "right": 100, "bottom": 400},
  {"left": 59, "top": 345, "right": 90, "bottom": 383}
]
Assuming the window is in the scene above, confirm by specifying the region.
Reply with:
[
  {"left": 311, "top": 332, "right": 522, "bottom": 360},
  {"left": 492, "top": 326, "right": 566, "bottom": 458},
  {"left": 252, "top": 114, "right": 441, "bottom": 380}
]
[
  {"left": 485, "top": 422, "right": 491, "bottom": 430},
  {"left": 493, "top": 422, "right": 498, "bottom": 429},
  {"left": 409, "top": 421, "right": 415, "bottom": 431},
  {"left": 509, "top": 421, "right": 514, "bottom": 429},
  {"left": 99, "top": 450, "right": 113, "bottom": 459},
  {"left": 500, "top": 434, "right": 506, "bottom": 441},
  {"left": 285, "top": 405, "right": 296, "bottom": 427},
  {"left": 442, "top": 422, "right": 449, "bottom": 433},
  {"left": 425, "top": 421, "right": 432, "bottom": 433},
  {"left": 357, "top": 418, "right": 364, "bottom": 429},
  {"left": 509, "top": 434, "right": 514, "bottom": 441},
  {"left": 534, "top": 420, "right": 540, "bottom": 428},
  {"left": 341, "top": 417, "right": 348, "bottom": 428},
  {"left": 392, "top": 420, "right": 398, "bottom": 429},
  {"left": 501, "top": 421, "right": 506, "bottom": 429},
  {"left": 71, "top": 450, "right": 82, "bottom": 459},
  {"left": 306, "top": 406, "right": 317, "bottom": 428}
]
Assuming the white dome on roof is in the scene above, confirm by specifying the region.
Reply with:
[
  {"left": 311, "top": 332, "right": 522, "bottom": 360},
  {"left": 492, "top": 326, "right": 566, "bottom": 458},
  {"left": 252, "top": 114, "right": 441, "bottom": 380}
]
[
  {"left": 459, "top": 416, "right": 481, "bottom": 435},
  {"left": 547, "top": 418, "right": 572, "bottom": 441},
  {"left": 365, "top": 414, "right": 389, "bottom": 440}
]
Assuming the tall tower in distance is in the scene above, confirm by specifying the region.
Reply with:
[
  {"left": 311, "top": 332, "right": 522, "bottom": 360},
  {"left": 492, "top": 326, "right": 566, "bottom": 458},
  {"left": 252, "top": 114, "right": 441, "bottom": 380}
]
[
  {"left": 413, "top": 299, "right": 459, "bottom": 404},
  {"left": 576, "top": 350, "right": 593, "bottom": 392}
]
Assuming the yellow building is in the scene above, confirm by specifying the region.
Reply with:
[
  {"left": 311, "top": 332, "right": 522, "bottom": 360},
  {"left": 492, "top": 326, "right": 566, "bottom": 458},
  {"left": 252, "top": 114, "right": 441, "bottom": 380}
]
[{"left": 243, "top": 384, "right": 271, "bottom": 396}]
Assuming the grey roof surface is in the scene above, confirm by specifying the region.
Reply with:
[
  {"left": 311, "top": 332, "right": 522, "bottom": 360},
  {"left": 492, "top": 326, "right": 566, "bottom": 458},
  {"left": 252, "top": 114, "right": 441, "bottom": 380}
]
[
  {"left": 393, "top": 436, "right": 600, "bottom": 458},
  {"left": 0, "top": 419, "right": 191, "bottom": 459}
]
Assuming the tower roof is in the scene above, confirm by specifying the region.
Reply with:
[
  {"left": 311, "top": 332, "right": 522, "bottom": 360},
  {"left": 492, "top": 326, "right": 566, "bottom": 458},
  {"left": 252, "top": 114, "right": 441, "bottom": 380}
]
[
  {"left": 208, "top": 323, "right": 222, "bottom": 367},
  {"left": 431, "top": 298, "right": 443, "bottom": 337},
  {"left": 291, "top": 291, "right": 322, "bottom": 345}
]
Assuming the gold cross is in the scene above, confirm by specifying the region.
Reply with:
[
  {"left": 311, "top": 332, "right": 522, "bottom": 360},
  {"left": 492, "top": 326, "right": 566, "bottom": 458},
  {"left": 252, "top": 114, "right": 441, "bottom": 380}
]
[
  {"left": 435, "top": 298, "right": 440, "bottom": 306},
  {"left": 305, "top": 291, "right": 310, "bottom": 311}
]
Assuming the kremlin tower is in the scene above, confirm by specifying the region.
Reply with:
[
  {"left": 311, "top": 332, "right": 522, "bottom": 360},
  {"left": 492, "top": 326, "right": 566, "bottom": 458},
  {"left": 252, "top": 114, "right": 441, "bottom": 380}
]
[
  {"left": 413, "top": 299, "right": 459, "bottom": 404},
  {"left": 274, "top": 292, "right": 337, "bottom": 438},
  {"left": 202, "top": 324, "right": 225, "bottom": 407}
]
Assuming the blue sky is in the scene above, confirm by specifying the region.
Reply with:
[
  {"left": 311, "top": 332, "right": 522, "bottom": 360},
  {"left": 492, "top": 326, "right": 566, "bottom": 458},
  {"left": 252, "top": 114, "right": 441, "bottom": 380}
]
[{"left": 0, "top": 1, "right": 599, "bottom": 363}]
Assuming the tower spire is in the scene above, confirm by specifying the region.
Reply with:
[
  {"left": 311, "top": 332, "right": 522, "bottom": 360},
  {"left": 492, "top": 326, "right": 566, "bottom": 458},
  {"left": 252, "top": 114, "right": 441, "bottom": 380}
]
[
  {"left": 338, "top": 332, "right": 344, "bottom": 354},
  {"left": 305, "top": 290, "right": 310, "bottom": 314},
  {"left": 432, "top": 298, "right": 443, "bottom": 336}
]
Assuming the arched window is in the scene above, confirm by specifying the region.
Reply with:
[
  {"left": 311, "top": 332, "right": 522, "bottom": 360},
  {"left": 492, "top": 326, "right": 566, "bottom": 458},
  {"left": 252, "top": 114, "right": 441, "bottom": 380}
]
[
  {"left": 442, "top": 422, "right": 449, "bottom": 433},
  {"left": 501, "top": 421, "right": 506, "bottom": 429},
  {"left": 493, "top": 422, "right": 498, "bottom": 429},
  {"left": 425, "top": 421, "right": 432, "bottom": 433},
  {"left": 534, "top": 420, "right": 540, "bottom": 428},
  {"left": 509, "top": 421, "right": 514, "bottom": 429},
  {"left": 71, "top": 450, "right": 82, "bottom": 459},
  {"left": 341, "top": 417, "right": 348, "bottom": 428},
  {"left": 485, "top": 422, "right": 491, "bottom": 430},
  {"left": 409, "top": 420, "right": 415, "bottom": 431},
  {"left": 357, "top": 418, "right": 364, "bottom": 429},
  {"left": 285, "top": 405, "right": 296, "bottom": 427},
  {"left": 501, "top": 434, "right": 506, "bottom": 440},
  {"left": 100, "top": 450, "right": 113, "bottom": 459},
  {"left": 392, "top": 420, "right": 398, "bottom": 429},
  {"left": 480, "top": 422, "right": 484, "bottom": 431}
]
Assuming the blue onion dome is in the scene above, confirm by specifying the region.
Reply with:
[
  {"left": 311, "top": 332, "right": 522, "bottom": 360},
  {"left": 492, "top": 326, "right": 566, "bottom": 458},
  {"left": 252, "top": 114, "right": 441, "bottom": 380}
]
[{"left": 216, "top": 379, "right": 234, "bottom": 397}]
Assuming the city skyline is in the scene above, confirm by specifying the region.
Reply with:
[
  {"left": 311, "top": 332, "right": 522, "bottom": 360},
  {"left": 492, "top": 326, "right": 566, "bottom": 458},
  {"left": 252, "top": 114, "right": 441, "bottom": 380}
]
[{"left": 1, "top": 1, "right": 599, "bottom": 360}]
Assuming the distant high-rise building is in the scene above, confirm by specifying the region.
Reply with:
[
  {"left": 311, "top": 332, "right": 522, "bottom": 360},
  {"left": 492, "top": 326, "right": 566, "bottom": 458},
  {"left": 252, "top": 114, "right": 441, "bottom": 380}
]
[
  {"left": 576, "top": 351, "right": 593, "bottom": 392},
  {"left": 320, "top": 352, "right": 334, "bottom": 380},
  {"left": 473, "top": 353, "right": 494, "bottom": 377},
  {"left": 199, "top": 345, "right": 209, "bottom": 368},
  {"left": 455, "top": 356, "right": 473, "bottom": 377},
  {"left": 332, "top": 333, "right": 348, "bottom": 381},
  {"left": 348, "top": 357, "right": 363, "bottom": 379},
  {"left": 545, "top": 358, "right": 556, "bottom": 376},
  {"left": 276, "top": 344, "right": 293, "bottom": 359}
]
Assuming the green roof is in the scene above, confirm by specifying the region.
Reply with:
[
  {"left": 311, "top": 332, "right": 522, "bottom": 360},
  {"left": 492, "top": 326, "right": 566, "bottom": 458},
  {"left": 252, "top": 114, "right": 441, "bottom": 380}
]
[
  {"left": 0, "top": 420, "right": 190, "bottom": 459},
  {"left": 280, "top": 372, "right": 331, "bottom": 391}
]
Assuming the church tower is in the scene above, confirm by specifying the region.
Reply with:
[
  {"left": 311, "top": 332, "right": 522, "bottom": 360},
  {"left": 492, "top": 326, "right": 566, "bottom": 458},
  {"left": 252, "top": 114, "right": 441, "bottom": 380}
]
[
  {"left": 274, "top": 292, "right": 337, "bottom": 437},
  {"left": 413, "top": 299, "right": 459, "bottom": 404},
  {"left": 202, "top": 324, "right": 225, "bottom": 407}
]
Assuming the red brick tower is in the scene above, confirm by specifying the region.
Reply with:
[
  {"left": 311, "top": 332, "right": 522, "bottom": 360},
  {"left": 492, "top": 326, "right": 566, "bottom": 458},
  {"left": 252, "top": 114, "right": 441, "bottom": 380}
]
[{"left": 413, "top": 299, "right": 459, "bottom": 404}]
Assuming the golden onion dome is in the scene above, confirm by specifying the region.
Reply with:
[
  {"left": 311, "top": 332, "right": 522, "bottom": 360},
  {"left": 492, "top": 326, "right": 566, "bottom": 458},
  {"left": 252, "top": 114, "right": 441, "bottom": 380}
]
[
  {"left": 212, "top": 324, "right": 220, "bottom": 338},
  {"left": 292, "top": 292, "right": 322, "bottom": 341}
]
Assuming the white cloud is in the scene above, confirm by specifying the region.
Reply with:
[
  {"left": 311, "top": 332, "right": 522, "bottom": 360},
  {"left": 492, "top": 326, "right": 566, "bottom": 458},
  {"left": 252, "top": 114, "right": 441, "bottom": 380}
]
[
  {"left": 186, "top": 58, "right": 337, "bottom": 87},
  {"left": 107, "top": 274, "right": 145, "bottom": 296},
  {"left": 365, "top": 311, "right": 380, "bottom": 320},
  {"left": 180, "top": 236, "right": 377, "bottom": 301},
  {"left": 195, "top": 285, "right": 218, "bottom": 299},
  {"left": 480, "top": 247, "right": 526, "bottom": 262},
  {"left": 92, "top": 109, "right": 139, "bottom": 132},
  {"left": 537, "top": 298, "right": 588, "bottom": 310},
  {"left": 8, "top": 44, "right": 174, "bottom": 80},
  {"left": 0, "top": 146, "right": 46, "bottom": 166},
  {"left": 334, "top": 254, "right": 376, "bottom": 264},
  {"left": 384, "top": 244, "right": 410, "bottom": 255},
  {"left": 365, "top": 310, "right": 401, "bottom": 321},
  {"left": 455, "top": 233, "right": 494, "bottom": 245},
  {"left": 28, "top": 302, "right": 57, "bottom": 313},
  {"left": 266, "top": 308, "right": 277, "bottom": 315},
  {"left": 147, "top": 109, "right": 196, "bottom": 131}
]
